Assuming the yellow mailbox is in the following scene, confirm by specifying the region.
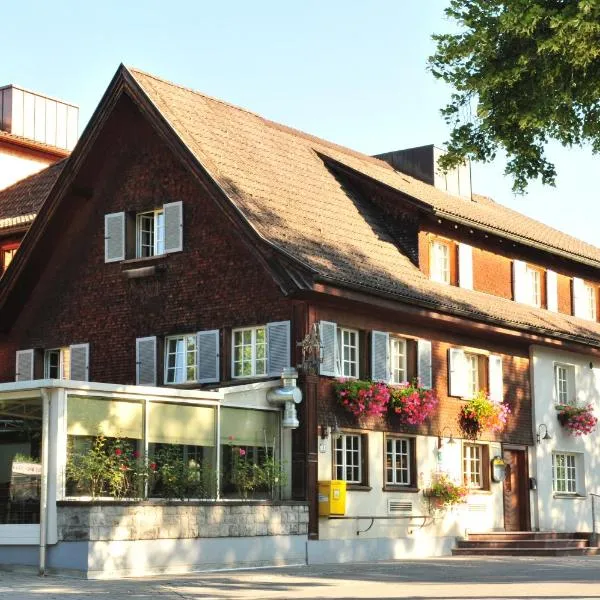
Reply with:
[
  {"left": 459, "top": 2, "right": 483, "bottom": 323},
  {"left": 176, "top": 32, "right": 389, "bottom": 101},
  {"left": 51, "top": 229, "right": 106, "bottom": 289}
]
[{"left": 318, "top": 480, "right": 346, "bottom": 516}]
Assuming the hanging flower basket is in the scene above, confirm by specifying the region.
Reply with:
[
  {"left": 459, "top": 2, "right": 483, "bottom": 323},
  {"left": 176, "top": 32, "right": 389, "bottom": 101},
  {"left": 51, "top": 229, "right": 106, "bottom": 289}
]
[
  {"left": 556, "top": 404, "right": 597, "bottom": 436},
  {"left": 333, "top": 379, "right": 390, "bottom": 418},
  {"left": 458, "top": 391, "right": 511, "bottom": 441},
  {"left": 423, "top": 474, "right": 468, "bottom": 507},
  {"left": 389, "top": 380, "right": 438, "bottom": 426}
]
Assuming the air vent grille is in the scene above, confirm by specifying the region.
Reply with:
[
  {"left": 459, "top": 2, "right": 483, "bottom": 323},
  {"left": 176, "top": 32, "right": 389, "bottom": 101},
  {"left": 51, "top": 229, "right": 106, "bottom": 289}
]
[{"left": 388, "top": 500, "right": 412, "bottom": 514}]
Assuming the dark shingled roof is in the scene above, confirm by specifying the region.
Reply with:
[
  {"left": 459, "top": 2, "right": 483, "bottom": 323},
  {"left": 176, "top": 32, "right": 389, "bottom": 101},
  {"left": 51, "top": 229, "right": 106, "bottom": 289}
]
[{"left": 0, "top": 160, "right": 66, "bottom": 231}]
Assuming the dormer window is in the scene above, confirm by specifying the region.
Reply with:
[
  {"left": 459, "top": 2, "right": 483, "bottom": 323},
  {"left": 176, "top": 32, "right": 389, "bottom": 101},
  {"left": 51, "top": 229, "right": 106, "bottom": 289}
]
[
  {"left": 525, "top": 265, "right": 541, "bottom": 307},
  {"left": 136, "top": 209, "right": 165, "bottom": 257},
  {"left": 430, "top": 240, "right": 451, "bottom": 284},
  {"left": 513, "top": 260, "right": 544, "bottom": 308}
]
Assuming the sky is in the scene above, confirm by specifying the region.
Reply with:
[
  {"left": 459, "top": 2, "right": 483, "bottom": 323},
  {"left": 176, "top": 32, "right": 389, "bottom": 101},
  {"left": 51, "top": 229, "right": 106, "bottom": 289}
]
[{"left": 4, "top": 1, "right": 597, "bottom": 245}]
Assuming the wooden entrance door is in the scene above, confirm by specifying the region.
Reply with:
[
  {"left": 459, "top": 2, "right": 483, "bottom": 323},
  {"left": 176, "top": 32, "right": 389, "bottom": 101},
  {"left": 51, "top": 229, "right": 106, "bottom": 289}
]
[{"left": 503, "top": 448, "right": 529, "bottom": 531}]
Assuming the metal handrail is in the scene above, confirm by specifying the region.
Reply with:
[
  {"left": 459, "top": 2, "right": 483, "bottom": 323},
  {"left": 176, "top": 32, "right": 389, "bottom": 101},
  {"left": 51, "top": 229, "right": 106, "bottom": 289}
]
[{"left": 591, "top": 493, "right": 600, "bottom": 547}]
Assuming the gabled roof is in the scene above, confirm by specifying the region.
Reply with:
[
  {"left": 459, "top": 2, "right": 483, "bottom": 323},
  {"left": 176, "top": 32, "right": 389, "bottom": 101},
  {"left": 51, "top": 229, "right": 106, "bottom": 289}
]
[
  {"left": 0, "top": 160, "right": 66, "bottom": 232},
  {"left": 127, "top": 68, "right": 600, "bottom": 347}
]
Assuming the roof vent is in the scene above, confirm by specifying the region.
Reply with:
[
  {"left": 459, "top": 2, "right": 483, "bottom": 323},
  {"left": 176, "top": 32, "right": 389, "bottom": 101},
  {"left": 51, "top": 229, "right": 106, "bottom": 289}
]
[{"left": 374, "top": 144, "right": 472, "bottom": 200}]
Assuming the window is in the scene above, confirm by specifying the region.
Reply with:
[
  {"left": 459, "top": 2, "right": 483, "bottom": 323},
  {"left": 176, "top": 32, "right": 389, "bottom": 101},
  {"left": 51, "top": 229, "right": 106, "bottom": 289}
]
[
  {"left": 136, "top": 209, "right": 165, "bottom": 257},
  {"left": 232, "top": 326, "right": 266, "bottom": 378},
  {"left": 553, "top": 452, "right": 578, "bottom": 494},
  {"left": 463, "top": 443, "right": 485, "bottom": 489},
  {"left": 465, "top": 353, "right": 479, "bottom": 399},
  {"left": 385, "top": 436, "right": 415, "bottom": 487},
  {"left": 525, "top": 266, "right": 541, "bottom": 307},
  {"left": 165, "top": 335, "right": 197, "bottom": 384},
  {"left": 337, "top": 328, "right": 359, "bottom": 378},
  {"left": 334, "top": 433, "right": 365, "bottom": 485},
  {"left": 1, "top": 244, "right": 18, "bottom": 274},
  {"left": 430, "top": 240, "right": 451, "bottom": 284},
  {"left": 584, "top": 283, "right": 597, "bottom": 321},
  {"left": 554, "top": 363, "right": 575, "bottom": 405},
  {"left": 390, "top": 337, "right": 407, "bottom": 384},
  {"left": 44, "top": 348, "right": 68, "bottom": 379}
]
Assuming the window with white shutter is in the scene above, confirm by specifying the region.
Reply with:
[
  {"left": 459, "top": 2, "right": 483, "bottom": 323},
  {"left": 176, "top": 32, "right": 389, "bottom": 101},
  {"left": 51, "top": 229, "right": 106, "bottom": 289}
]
[
  {"left": 512, "top": 260, "right": 527, "bottom": 304},
  {"left": 104, "top": 212, "right": 125, "bottom": 263},
  {"left": 458, "top": 243, "right": 473, "bottom": 290},
  {"left": 136, "top": 336, "right": 157, "bottom": 385},
  {"left": 197, "top": 329, "right": 220, "bottom": 383},
  {"left": 69, "top": 343, "right": 90, "bottom": 382},
  {"left": 319, "top": 321, "right": 338, "bottom": 377},
  {"left": 390, "top": 337, "right": 406, "bottom": 384},
  {"left": 417, "top": 339, "right": 433, "bottom": 389},
  {"left": 267, "top": 321, "right": 291, "bottom": 377},
  {"left": 488, "top": 355, "right": 503, "bottom": 402},
  {"left": 371, "top": 330, "right": 390, "bottom": 382},
  {"left": 546, "top": 269, "right": 558, "bottom": 312},
  {"left": 163, "top": 201, "right": 183, "bottom": 253},
  {"left": 15, "top": 349, "right": 35, "bottom": 382},
  {"left": 448, "top": 348, "right": 466, "bottom": 397},
  {"left": 573, "top": 278, "right": 597, "bottom": 321}
]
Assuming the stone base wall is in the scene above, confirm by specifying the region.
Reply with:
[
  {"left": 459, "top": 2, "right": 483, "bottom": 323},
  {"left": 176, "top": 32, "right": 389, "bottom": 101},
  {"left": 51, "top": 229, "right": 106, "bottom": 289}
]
[{"left": 57, "top": 501, "right": 309, "bottom": 542}]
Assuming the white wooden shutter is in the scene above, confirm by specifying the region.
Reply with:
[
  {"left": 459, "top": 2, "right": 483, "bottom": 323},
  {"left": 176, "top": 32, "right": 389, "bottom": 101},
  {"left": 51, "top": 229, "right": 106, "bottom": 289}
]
[
  {"left": 164, "top": 201, "right": 183, "bottom": 253},
  {"left": 458, "top": 243, "right": 473, "bottom": 290},
  {"left": 69, "top": 343, "right": 89, "bottom": 382},
  {"left": 546, "top": 270, "right": 558, "bottom": 312},
  {"left": 319, "top": 321, "right": 338, "bottom": 377},
  {"left": 573, "top": 277, "right": 586, "bottom": 318},
  {"left": 104, "top": 212, "right": 125, "bottom": 263},
  {"left": 371, "top": 331, "right": 389, "bottom": 382},
  {"left": 488, "top": 354, "right": 503, "bottom": 402},
  {"left": 448, "top": 348, "right": 466, "bottom": 397},
  {"left": 512, "top": 260, "right": 527, "bottom": 303},
  {"left": 197, "top": 329, "right": 220, "bottom": 383},
  {"left": 418, "top": 339, "right": 433, "bottom": 389},
  {"left": 267, "top": 321, "right": 291, "bottom": 377},
  {"left": 15, "top": 349, "right": 34, "bottom": 382},
  {"left": 136, "top": 336, "right": 157, "bottom": 386}
]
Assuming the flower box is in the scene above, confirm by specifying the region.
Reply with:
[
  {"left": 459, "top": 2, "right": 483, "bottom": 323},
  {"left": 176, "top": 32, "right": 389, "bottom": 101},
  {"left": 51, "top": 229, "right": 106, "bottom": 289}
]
[{"left": 555, "top": 404, "right": 597, "bottom": 436}]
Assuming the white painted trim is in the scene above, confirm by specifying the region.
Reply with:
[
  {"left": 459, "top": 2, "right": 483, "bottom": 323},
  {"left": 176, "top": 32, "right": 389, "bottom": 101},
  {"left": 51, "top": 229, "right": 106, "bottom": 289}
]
[{"left": 0, "top": 524, "right": 40, "bottom": 545}]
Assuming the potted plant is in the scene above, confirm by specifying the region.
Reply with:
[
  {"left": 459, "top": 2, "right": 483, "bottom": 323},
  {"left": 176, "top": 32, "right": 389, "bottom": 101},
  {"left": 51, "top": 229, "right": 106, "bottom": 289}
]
[
  {"left": 424, "top": 474, "right": 468, "bottom": 508},
  {"left": 556, "top": 404, "right": 598, "bottom": 436},
  {"left": 333, "top": 379, "right": 390, "bottom": 418},
  {"left": 389, "top": 379, "right": 438, "bottom": 425},
  {"left": 458, "top": 390, "right": 511, "bottom": 440}
]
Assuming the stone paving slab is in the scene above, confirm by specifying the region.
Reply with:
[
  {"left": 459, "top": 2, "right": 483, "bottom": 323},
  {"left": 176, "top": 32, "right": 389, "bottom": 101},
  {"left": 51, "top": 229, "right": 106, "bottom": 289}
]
[{"left": 1, "top": 556, "right": 600, "bottom": 599}]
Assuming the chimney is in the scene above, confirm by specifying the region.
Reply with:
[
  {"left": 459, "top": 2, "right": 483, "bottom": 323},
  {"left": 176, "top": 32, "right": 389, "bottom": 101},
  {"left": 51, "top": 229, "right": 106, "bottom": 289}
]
[
  {"left": 374, "top": 144, "right": 472, "bottom": 200},
  {"left": 0, "top": 85, "right": 78, "bottom": 151}
]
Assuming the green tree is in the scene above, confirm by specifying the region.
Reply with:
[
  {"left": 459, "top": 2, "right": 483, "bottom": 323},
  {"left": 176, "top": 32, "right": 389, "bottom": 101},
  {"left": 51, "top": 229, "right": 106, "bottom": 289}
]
[{"left": 429, "top": 0, "right": 600, "bottom": 192}]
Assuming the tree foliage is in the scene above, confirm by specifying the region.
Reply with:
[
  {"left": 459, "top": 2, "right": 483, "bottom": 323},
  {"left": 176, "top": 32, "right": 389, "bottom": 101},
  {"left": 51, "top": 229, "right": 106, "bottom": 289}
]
[{"left": 429, "top": 0, "right": 600, "bottom": 192}]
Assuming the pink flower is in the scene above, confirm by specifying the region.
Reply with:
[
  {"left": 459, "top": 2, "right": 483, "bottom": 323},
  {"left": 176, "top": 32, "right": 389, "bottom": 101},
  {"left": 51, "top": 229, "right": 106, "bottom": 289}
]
[
  {"left": 133, "top": 451, "right": 140, "bottom": 459},
  {"left": 115, "top": 448, "right": 122, "bottom": 456},
  {"left": 239, "top": 448, "right": 246, "bottom": 456},
  {"left": 150, "top": 462, "right": 157, "bottom": 471}
]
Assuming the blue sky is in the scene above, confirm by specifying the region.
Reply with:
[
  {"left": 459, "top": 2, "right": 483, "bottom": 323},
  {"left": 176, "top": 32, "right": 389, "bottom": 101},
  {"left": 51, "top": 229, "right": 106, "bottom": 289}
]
[{"left": 5, "top": 1, "right": 596, "bottom": 245}]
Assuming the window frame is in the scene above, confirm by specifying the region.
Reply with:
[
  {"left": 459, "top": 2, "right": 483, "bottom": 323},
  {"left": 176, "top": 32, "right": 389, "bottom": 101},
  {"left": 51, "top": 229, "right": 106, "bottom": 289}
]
[
  {"left": 464, "top": 352, "right": 480, "bottom": 400},
  {"left": 164, "top": 334, "right": 198, "bottom": 384},
  {"left": 525, "top": 265, "right": 542, "bottom": 308},
  {"left": 430, "top": 240, "right": 451, "bottom": 285},
  {"left": 136, "top": 208, "right": 165, "bottom": 258},
  {"left": 390, "top": 336, "right": 408, "bottom": 385},
  {"left": 333, "top": 432, "right": 369, "bottom": 489},
  {"left": 1, "top": 243, "right": 19, "bottom": 274},
  {"left": 583, "top": 283, "right": 597, "bottom": 321},
  {"left": 44, "top": 348, "right": 64, "bottom": 379},
  {"left": 232, "top": 325, "right": 267, "bottom": 379},
  {"left": 384, "top": 434, "right": 417, "bottom": 490},
  {"left": 552, "top": 452, "right": 579, "bottom": 495},
  {"left": 463, "top": 443, "right": 490, "bottom": 490},
  {"left": 337, "top": 327, "right": 359, "bottom": 379},
  {"left": 554, "top": 363, "right": 575, "bottom": 406}
]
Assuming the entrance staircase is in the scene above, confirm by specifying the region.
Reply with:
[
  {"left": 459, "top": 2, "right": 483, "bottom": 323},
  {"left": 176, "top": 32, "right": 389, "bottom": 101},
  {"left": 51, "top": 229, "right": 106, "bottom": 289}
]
[{"left": 452, "top": 532, "right": 600, "bottom": 556}]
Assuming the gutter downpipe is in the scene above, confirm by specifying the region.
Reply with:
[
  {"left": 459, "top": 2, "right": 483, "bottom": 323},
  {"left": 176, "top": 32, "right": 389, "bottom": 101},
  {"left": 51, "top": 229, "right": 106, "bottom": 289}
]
[{"left": 39, "top": 388, "right": 50, "bottom": 576}]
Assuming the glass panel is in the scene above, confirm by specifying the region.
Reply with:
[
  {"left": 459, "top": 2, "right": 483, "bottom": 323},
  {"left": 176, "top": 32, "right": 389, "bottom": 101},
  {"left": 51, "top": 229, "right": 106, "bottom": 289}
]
[
  {"left": 0, "top": 397, "right": 43, "bottom": 524},
  {"left": 67, "top": 397, "right": 143, "bottom": 439}
]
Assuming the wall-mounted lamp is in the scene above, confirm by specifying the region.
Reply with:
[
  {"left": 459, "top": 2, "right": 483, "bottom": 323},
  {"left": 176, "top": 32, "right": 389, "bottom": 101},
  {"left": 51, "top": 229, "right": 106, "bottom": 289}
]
[
  {"left": 437, "top": 426, "right": 455, "bottom": 449},
  {"left": 319, "top": 417, "right": 342, "bottom": 440},
  {"left": 536, "top": 423, "right": 551, "bottom": 444}
]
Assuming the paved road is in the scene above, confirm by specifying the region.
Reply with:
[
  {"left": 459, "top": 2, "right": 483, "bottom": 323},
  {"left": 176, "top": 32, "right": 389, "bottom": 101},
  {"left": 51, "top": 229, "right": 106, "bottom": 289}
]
[{"left": 1, "top": 556, "right": 600, "bottom": 599}]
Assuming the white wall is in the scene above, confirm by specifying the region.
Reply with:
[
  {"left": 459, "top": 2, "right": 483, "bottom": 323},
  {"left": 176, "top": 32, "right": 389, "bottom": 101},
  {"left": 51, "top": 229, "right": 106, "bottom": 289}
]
[
  {"left": 531, "top": 346, "right": 600, "bottom": 532},
  {"left": 0, "top": 149, "right": 52, "bottom": 191},
  {"left": 317, "top": 431, "right": 504, "bottom": 551}
]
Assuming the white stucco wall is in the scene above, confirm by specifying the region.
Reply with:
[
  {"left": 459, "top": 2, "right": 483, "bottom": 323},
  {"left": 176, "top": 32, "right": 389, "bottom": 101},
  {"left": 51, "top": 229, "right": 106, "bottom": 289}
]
[
  {"left": 531, "top": 346, "right": 600, "bottom": 532},
  {"left": 0, "top": 149, "right": 52, "bottom": 191},
  {"left": 317, "top": 430, "right": 504, "bottom": 552}
]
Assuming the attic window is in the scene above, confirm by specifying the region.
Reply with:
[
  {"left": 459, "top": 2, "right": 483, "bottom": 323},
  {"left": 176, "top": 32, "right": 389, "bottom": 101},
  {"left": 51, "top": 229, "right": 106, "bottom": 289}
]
[
  {"left": 430, "top": 240, "right": 451, "bottom": 284},
  {"left": 137, "top": 209, "right": 165, "bottom": 257}
]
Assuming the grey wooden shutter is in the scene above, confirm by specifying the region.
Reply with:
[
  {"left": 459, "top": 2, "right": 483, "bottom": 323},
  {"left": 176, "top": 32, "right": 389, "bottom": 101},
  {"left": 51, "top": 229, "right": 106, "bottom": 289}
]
[
  {"left": 573, "top": 277, "right": 586, "bottom": 318},
  {"left": 69, "top": 343, "right": 89, "bottom": 381},
  {"left": 319, "top": 321, "right": 338, "bottom": 377},
  {"left": 104, "top": 212, "right": 125, "bottom": 263},
  {"left": 546, "top": 270, "right": 558, "bottom": 312},
  {"left": 164, "top": 201, "right": 183, "bottom": 253},
  {"left": 488, "top": 355, "right": 503, "bottom": 402},
  {"left": 371, "top": 331, "right": 389, "bottom": 382},
  {"left": 267, "top": 321, "right": 291, "bottom": 377},
  {"left": 512, "top": 260, "right": 527, "bottom": 303},
  {"left": 458, "top": 243, "right": 473, "bottom": 290},
  {"left": 136, "top": 336, "right": 157, "bottom": 386},
  {"left": 15, "top": 349, "right": 34, "bottom": 382},
  {"left": 197, "top": 329, "right": 220, "bottom": 384},
  {"left": 417, "top": 339, "right": 433, "bottom": 389},
  {"left": 448, "top": 348, "right": 466, "bottom": 397}
]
